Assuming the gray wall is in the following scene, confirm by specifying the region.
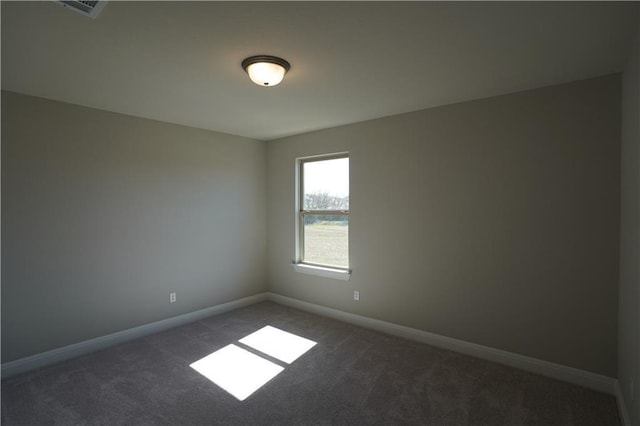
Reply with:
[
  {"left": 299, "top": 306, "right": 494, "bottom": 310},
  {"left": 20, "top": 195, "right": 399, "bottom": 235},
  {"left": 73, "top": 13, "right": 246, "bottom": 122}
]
[
  {"left": 1, "top": 91, "right": 267, "bottom": 362},
  {"left": 619, "top": 10, "right": 640, "bottom": 425},
  {"left": 1, "top": 73, "right": 625, "bottom": 382},
  {"left": 267, "top": 75, "right": 621, "bottom": 377}
]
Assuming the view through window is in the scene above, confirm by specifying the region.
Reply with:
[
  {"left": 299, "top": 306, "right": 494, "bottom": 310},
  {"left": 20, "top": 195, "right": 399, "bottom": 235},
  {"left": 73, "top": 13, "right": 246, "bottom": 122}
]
[{"left": 299, "top": 155, "right": 349, "bottom": 269}]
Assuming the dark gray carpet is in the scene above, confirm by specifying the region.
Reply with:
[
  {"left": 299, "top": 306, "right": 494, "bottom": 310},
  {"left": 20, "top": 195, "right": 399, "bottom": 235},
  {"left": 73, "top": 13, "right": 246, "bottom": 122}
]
[{"left": 1, "top": 301, "right": 620, "bottom": 425}]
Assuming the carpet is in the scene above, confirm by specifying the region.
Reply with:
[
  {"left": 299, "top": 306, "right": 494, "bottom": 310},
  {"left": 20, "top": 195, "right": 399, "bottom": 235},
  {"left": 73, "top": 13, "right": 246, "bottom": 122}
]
[{"left": 1, "top": 301, "right": 620, "bottom": 425}]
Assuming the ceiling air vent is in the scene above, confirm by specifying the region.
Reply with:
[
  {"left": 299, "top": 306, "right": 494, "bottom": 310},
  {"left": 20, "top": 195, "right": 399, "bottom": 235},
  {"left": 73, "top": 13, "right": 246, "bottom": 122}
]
[{"left": 55, "top": 1, "right": 107, "bottom": 19}]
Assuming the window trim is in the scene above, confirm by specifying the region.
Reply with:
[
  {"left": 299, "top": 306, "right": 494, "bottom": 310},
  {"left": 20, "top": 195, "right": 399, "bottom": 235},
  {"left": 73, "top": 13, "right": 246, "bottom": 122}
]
[
  {"left": 294, "top": 153, "right": 351, "bottom": 279},
  {"left": 292, "top": 262, "right": 351, "bottom": 280}
]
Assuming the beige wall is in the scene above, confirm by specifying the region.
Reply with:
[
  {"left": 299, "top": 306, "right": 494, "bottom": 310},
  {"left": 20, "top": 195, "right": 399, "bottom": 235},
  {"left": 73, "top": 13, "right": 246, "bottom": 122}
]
[
  {"left": 267, "top": 75, "right": 621, "bottom": 377},
  {"left": 619, "top": 10, "right": 640, "bottom": 425},
  {"left": 1, "top": 73, "right": 625, "bottom": 381},
  {"left": 1, "top": 91, "right": 267, "bottom": 362}
]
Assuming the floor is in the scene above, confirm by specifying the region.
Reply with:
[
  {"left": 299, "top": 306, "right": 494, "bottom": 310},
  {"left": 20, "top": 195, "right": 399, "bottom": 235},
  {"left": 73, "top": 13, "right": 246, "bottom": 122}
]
[{"left": 1, "top": 301, "right": 621, "bottom": 425}]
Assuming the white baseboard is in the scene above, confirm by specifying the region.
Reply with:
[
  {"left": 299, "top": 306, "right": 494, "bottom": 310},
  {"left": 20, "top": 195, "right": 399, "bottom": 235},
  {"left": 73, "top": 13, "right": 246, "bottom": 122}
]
[
  {"left": 267, "top": 292, "right": 618, "bottom": 396},
  {"left": 1, "top": 293, "right": 268, "bottom": 379},
  {"left": 615, "top": 380, "right": 631, "bottom": 426}
]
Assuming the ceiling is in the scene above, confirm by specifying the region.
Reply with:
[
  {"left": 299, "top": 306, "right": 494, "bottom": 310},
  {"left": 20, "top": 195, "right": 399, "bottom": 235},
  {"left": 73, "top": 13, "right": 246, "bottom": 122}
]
[{"left": 2, "top": 1, "right": 638, "bottom": 141}]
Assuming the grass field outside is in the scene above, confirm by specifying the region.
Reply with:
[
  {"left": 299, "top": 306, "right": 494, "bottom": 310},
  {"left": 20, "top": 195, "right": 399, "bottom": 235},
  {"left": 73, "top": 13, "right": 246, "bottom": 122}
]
[{"left": 303, "top": 222, "right": 348, "bottom": 268}]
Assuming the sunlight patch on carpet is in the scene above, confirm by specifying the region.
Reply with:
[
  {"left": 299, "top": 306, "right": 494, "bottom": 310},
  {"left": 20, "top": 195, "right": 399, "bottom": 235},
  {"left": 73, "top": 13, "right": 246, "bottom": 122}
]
[
  {"left": 190, "top": 344, "right": 284, "bottom": 401},
  {"left": 239, "top": 325, "right": 317, "bottom": 364}
]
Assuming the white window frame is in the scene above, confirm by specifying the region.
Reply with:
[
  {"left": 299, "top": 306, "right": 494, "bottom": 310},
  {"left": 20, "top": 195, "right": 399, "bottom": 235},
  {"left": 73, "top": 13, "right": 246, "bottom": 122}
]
[{"left": 293, "top": 153, "right": 351, "bottom": 280}]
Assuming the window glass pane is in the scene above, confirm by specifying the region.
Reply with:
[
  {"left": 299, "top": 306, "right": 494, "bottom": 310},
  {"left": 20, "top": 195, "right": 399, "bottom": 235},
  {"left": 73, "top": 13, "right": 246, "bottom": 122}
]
[
  {"left": 303, "top": 214, "right": 348, "bottom": 268},
  {"left": 303, "top": 158, "right": 349, "bottom": 210}
]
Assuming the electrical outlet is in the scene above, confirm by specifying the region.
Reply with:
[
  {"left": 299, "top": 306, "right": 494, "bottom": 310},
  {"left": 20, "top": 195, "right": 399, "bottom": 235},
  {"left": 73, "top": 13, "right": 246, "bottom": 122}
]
[
  {"left": 169, "top": 292, "right": 176, "bottom": 303},
  {"left": 353, "top": 291, "right": 360, "bottom": 301}
]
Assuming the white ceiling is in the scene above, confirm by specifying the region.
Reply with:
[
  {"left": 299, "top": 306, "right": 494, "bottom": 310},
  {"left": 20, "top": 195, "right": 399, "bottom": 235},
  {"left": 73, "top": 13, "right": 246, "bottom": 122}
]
[{"left": 2, "top": 1, "right": 638, "bottom": 140}]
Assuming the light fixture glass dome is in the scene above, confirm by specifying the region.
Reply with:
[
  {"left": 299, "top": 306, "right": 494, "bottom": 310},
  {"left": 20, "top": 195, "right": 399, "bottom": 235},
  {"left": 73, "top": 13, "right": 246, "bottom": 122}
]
[{"left": 242, "top": 55, "right": 290, "bottom": 87}]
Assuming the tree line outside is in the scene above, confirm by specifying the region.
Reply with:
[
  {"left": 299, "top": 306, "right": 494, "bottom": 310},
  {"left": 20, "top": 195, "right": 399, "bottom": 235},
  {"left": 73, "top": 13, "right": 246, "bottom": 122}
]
[{"left": 303, "top": 192, "right": 349, "bottom": 225}]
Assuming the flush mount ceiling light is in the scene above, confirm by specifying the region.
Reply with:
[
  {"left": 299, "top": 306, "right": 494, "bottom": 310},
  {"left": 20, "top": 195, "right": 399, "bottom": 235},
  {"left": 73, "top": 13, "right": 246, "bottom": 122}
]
[{"left": 241, "top": 55, "right": 291, "bottom": 87}]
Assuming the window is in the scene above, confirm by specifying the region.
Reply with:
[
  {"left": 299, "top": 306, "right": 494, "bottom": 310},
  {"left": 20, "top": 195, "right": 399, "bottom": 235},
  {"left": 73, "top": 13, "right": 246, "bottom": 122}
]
[{"left": 295, "top": 154, "right": 349, "bottom": 279}]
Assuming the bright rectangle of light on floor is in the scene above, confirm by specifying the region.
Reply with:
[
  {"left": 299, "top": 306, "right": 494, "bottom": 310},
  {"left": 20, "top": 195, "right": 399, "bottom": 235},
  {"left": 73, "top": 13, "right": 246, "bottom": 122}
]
[
  {"left": 190, "top": 344, "right": 284, "bottom": 401},
  {"left": 239, "top": 325, "right": 317, "bottom": 364}
]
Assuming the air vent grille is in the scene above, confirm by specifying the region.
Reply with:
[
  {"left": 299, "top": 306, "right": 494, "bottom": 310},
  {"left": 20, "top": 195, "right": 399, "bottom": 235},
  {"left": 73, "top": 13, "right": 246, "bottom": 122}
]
[{"left": 55, "top": 0, "right": 107, "bottom": 19}]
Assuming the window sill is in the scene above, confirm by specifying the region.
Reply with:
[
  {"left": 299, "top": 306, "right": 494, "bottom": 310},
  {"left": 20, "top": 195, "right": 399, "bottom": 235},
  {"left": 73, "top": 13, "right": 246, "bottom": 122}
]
[{"left": 292, "top": 263, "right": 351, "bottom": 281}]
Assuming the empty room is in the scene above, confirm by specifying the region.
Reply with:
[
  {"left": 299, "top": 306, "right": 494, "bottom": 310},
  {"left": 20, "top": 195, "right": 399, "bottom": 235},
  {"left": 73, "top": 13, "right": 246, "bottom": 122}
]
[{"left": 2, "top": 1, "right": 639, "bottom": 425}]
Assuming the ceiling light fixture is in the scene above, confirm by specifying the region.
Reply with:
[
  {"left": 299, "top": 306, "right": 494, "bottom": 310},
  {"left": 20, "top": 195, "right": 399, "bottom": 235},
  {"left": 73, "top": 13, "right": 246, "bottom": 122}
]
[{"left": 242, "top": 55, "right": 290, "bottom": 87}]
